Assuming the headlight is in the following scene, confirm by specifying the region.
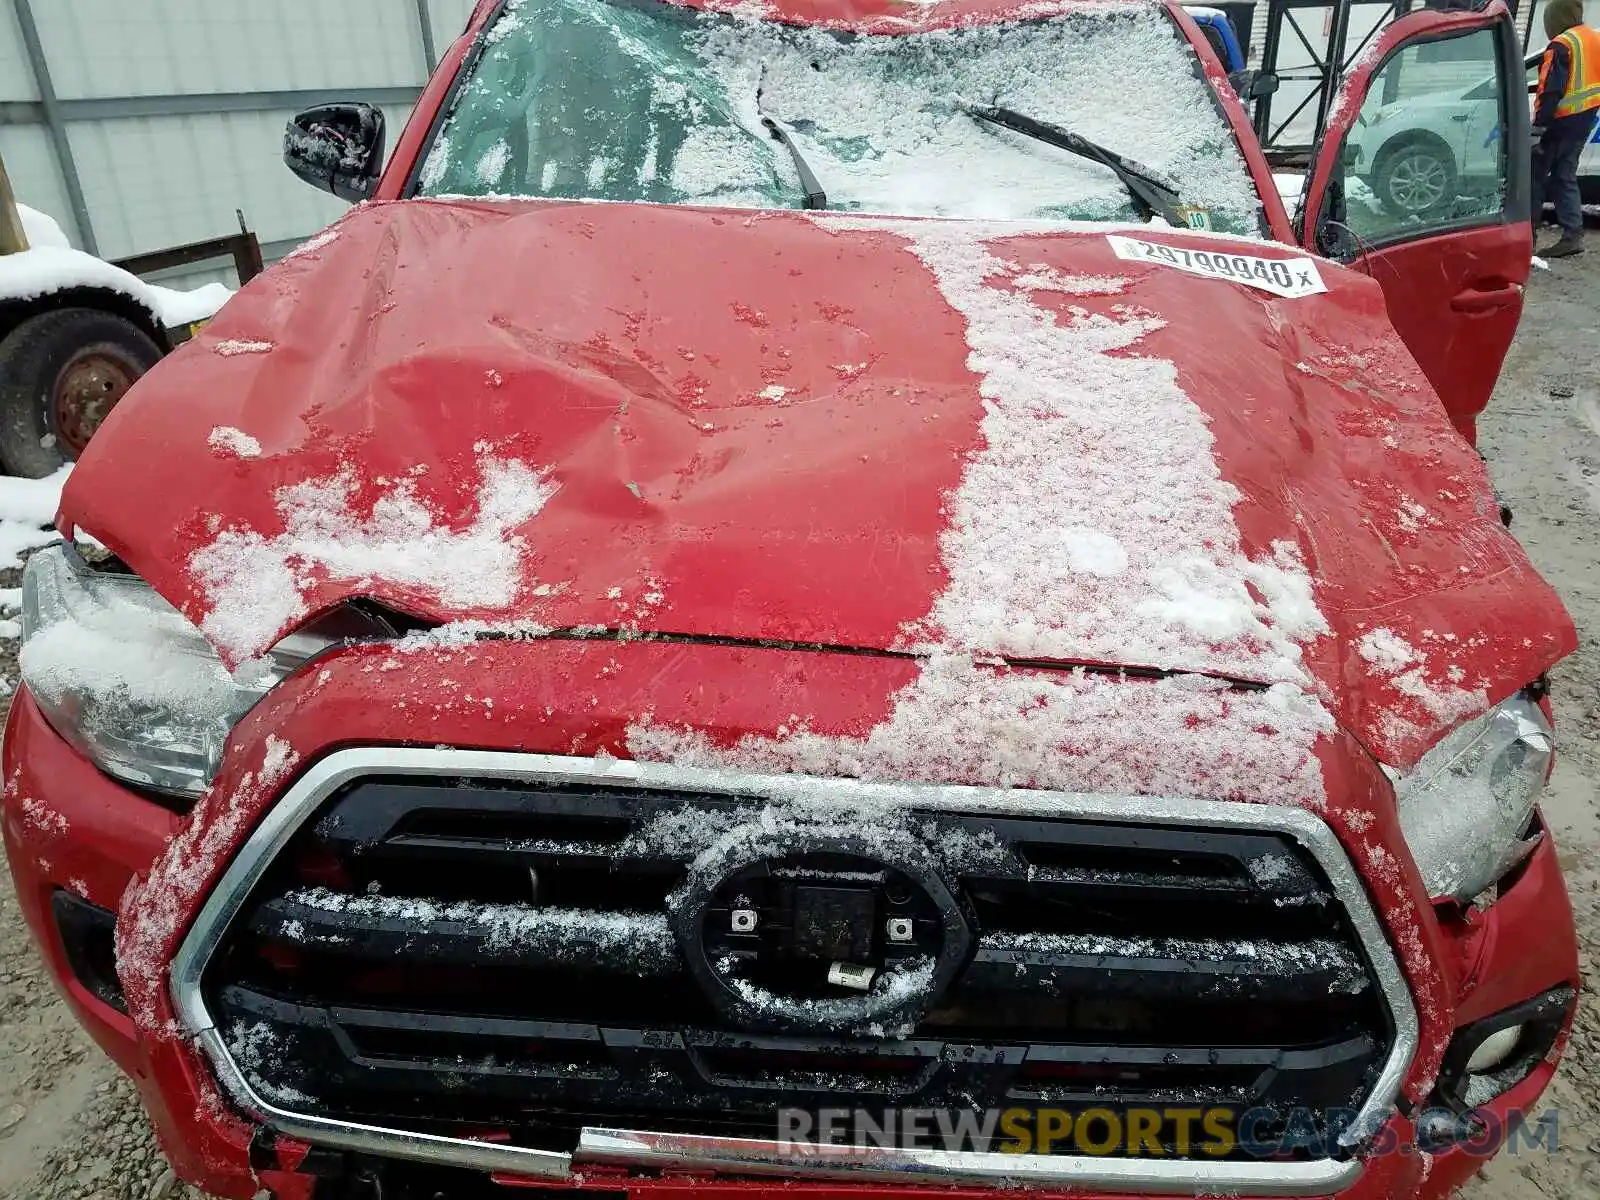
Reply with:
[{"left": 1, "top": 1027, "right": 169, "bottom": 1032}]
[
  {"left": 19, "top": 543, "right": 371, "bottom": 801},
  {"left": 1392, "top": 693, "right": 1553, "bottom": 903}
]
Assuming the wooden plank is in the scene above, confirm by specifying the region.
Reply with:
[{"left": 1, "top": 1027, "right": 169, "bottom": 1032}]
[{"left": 0, "top": 150, "right": 29, "bottom": 254}]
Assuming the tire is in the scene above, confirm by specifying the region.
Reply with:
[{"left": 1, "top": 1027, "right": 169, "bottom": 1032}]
[
  {"left": 0, "top": 308, "right": 162, "bottom": 478},
  {"left": 1373, "top": 138, "right": 1458, "bottom": 220}
]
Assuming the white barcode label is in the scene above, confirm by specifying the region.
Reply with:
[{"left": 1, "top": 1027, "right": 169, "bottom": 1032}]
[
  {"left": 827, "top": 962, "right": 876, "bottom": 991},
  {"left": 1107, "top": 235, "right": 1328, "bottom": 299}
]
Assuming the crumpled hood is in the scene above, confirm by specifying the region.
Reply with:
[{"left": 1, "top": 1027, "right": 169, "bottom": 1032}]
[{"left": 62, "top": 198, "right": 1574, "bottom": 769}]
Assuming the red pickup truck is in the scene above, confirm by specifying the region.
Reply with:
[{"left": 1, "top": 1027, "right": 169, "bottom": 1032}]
[{"left": 1, "top": 0, "right": 1579, "bottom": 1198}]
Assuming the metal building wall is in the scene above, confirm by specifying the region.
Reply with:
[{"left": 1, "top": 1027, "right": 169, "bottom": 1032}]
[{"left": 0, "top": 0, "right": 479, "bottom": 290}]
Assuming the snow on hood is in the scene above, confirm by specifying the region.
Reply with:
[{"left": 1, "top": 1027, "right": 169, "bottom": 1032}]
[{"left": 60, "top": 198, "right": 1574, "bottom": 770}]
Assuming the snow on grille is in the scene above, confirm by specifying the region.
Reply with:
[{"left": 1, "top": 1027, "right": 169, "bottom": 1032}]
[
  {"left": 284, "top": 887, "right": 680, "bottom": 970},
  {"left": 725, "top": 955, "right": 937, "bottom": 1037},
  {"left": 629, "top": 220, "right": 1336, "bottom": 806},
  {"left": 189, "top": 455, "right": 560, "bottom": 663},
  {"left": 227, "top": 1020, "right": 315, "bottom": 1107},
  {"left": 986, "top": 930, "right": 1367, "bottom": 989}
]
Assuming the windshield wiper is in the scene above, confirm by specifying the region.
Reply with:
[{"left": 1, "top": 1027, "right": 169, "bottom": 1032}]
[
  {"left": 961, "top": 104, "right": 1188, "bottom": 229},
  {"left": 757, "top": 68, "right": 827, "bottom": 211}
]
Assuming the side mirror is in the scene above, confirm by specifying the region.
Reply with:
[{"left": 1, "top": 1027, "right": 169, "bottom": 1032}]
[
  {"left": 1227, "top": 70, "right": 1280, "bottom": 100},
  {"left": 1248, "top": 71, "right": 1281, "bottom": 99},
  {"left": 284, "top": 103, "right": 386, "bottom": 203},
  {"left": 1228, "top": 69, "right": 1280, "bottom": 100}
]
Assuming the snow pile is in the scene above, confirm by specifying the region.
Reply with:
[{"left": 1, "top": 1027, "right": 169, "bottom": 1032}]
[
  {"left": 214, "top": 339, "right": 273, "bottom": 358},
  {"left": 418, "top": 0, "right": 1265, "bottom": 233},
  {"left": 0, "top": 244, "right": 230, "bottom": 328},
  {"left": 635, "top": 658, "right": 1331, "bottom": 805},
  {"left": 207, "top": 426, "right": 262, "bottom": 458},
  {"left": 282, "top": 227, "right": 341, "bottom": 261},
  {"left": 1272, "top": 173, "right": 1306, "bottom": 203},
  {"left": 189, "top": 454, "right": 561, "bottom": 662},
  {"left": 0, "top": 466, "right": 71, "bottom": 569},
  {"left": 19, "top": 794, "right": 69, "bottom": 837},
  {"left": 17, "top": 204, "right": 72, "bottom": 250},
  {"left": 146, "top": 281, "right": 234, "bottom": 328},
  {"left": 890, "top": 225, "right": 1327, "bottom": 679},
  {"left": 391, "top": 619, "right": 553, "bottom": 650},
  {"left": 1357, "top": 627, "right": 1484, "bottom": 742},
  {"left": 629, "top": 221, "right": 1336, "bottom": 806}
]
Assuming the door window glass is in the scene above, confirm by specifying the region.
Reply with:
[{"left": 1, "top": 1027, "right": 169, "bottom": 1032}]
[{"left": 1337, "top": 29, "right": 1506, "bottom": 245}]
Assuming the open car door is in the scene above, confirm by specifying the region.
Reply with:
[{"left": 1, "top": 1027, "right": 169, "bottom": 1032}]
[{"left": 1299, "top": 1, "right": 1530, "bottom": 446}]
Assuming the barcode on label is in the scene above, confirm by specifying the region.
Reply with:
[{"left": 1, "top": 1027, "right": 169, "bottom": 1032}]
[{"left": 1106, "top": 235, "right": 1327, "bottom": 299}]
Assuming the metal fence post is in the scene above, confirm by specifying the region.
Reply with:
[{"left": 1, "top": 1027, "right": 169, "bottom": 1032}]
[{"left": 11, "top": 0, "right": 98, "bottom": 254}]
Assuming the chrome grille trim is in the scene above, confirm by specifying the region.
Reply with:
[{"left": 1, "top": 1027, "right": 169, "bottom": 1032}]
[{"left": 171, "top": 746, "right": 1418, "bottom": 1194}]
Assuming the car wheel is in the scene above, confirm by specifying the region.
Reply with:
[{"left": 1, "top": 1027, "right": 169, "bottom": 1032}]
[
  {"left": 1374, "top": 139, "right": 1457, "bottom": 219},
  {"left": 0, "top": 308, "right": 162, "bottom": 478}
]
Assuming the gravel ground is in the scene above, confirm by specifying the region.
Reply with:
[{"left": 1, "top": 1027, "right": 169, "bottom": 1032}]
[{"left": 0, "top": 251, "right": 1597, "bottom": 1200}]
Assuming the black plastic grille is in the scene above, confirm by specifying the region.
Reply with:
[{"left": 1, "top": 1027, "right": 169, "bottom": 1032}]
[{"left": 203, "top": 776, "right": 1392, "bottom": 1159}]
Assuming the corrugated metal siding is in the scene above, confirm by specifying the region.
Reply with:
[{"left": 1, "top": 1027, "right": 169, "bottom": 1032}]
[
  {"left": 0, "top": 127, "right": 69, "bottom": 220},
  {"left": 430, "top": 0, "right": 481, "bottom": 56},
  {"left": 31, "top": 1, "right": 427, "bottom": 97},
  {"left": 1, "top": 0, "right": 460, "bottom": 292},
  {"left": 67, "top": 111, "right": 351, "bottom": 261},
  {"left": 0, "top": 2, "right": 38, "bottom": 101}
]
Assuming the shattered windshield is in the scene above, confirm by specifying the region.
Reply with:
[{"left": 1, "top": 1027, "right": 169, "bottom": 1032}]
[{"left": 413, "top": 0, "right": 1265, "bottom": 234}]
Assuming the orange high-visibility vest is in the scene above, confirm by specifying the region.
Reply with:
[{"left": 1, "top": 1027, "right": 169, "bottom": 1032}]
[{"left": 1541, "top": 23, "right": 1600, "bottom": 118}]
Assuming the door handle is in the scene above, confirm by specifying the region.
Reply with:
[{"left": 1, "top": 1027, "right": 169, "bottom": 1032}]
[
  {"left": 1450, "top": 113, "right": 1472, "bottom": 122},
  {"left": 1450, "top": 284, "right": 1522, "bottom": 312}
]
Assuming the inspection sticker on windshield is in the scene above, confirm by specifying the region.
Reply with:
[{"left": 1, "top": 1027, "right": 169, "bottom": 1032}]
[{"left": 1106, "top": 236, "right": 1327, "bottom": 299}]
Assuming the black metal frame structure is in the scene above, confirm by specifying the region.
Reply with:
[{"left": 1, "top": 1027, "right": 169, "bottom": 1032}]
[{"left": 1253, "top": 0, "right": 1528, "bottom": 163}]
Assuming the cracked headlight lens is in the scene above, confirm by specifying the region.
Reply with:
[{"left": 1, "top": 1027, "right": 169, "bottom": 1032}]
[
  {"left": 19, "top": 543, "right": 358, "bottom": 800},
  {"left": 1393, "top": 693, "right": 1553, "bottom": 903}
]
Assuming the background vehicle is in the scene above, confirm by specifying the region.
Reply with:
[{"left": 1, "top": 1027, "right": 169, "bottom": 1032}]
[
  {"left": 1346, "top": 49, "right": 1600, "bottom": 220},
  {"left": 0, "top": 163, "right": 257, "bottom": 479},
  {"left": 1344, "top": 71, "right": 1503, "bottom": 218}
]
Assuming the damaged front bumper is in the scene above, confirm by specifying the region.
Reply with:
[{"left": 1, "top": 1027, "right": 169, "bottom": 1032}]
[{"left": 1, "top": 637, "right": 1583, "bottom": 1200}]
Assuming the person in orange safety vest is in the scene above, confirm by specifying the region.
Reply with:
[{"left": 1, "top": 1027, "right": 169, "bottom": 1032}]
[{"left": 1532, "top": 0, "right": 1600, "bottom": 257}]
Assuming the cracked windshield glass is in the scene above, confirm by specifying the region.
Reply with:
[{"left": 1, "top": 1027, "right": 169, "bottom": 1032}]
[{"left": 415, "top": 0, "right": 1265, "bottom": 234}]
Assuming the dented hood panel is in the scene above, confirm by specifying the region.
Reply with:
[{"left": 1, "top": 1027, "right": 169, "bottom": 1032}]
[{"left": 62, "top": 199, "right": 1574, "bottom": 769}]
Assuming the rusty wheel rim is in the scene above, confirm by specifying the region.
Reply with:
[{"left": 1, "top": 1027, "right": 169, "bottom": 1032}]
[{"left": 53, "top": 350, "right": 140, "bottom": 456}]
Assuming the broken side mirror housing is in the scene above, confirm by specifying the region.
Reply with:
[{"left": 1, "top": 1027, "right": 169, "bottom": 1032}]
[{"left": 284, "top": 103, "right": 386, "bottom": 204}]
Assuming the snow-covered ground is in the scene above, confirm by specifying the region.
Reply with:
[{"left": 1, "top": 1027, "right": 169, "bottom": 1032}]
[{"left": 0, "top": 468, "right": 71, "bottom": 572}]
